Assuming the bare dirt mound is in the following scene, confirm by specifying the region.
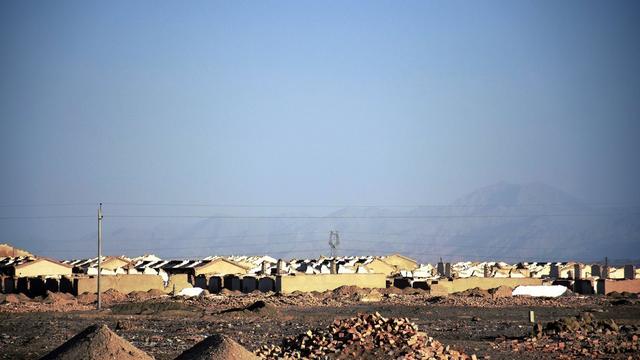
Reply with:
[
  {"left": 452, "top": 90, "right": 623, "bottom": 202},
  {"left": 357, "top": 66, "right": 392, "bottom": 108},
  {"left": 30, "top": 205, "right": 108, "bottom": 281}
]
[
  {"left": 101, "top": 289, "right": 127, "bottom": 303},
  {"left": 453, "top": 287, "right": 491, "bottom": 298},
  {"left": 147, "top": 288, "right": 167, "bottom": 297},
  {"left": 1, "top": 293, "right": 31, "bottom": 304},
  {"left": 489, "top": 285, "right": 513, "bottom": 299},
  {"left": 77, "top": 292, "right": 97, "bottom": 304},
  {"left": 128, "top": 290, "right": 154, "bottom": 301},
  {"left": 41, "top": 324, "right": 153, "bottom": 360},
  {"left": 174, "top": 333, "right": 258, "bottom": 360},
  {"left": 331, "top": 285, "right": 362, "bottom": 298},
  {"left": 356, "top": 288, "right": 383, "bottom": 302},
  {"left": 43, "top": 292, "right": 76, "bottom": 305},
  {"left": 488, "top": 285, "right": 512, "bottom": 298}
]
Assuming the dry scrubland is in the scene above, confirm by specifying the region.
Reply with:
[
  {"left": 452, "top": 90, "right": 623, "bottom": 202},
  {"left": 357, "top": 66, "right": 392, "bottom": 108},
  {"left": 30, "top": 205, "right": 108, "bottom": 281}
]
[{"left": 1, "top": 287, "right": 639, "bottom": 359}]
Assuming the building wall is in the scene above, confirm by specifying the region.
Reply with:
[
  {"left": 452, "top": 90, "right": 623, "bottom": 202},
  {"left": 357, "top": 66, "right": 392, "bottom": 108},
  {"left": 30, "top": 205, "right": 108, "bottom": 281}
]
[
  {"left": 597, "top": 279, "right": 640, "bottom": 295},
  {"left": 15, "top": 261, "right": 72, "bottom": 277},
  {"left": 74, "top": 274, "right": 165, "bottom": 295},
  {"left": 430, "top": 277, "right": 544, "bottom": 295},
  {"left": 275, "top": 273, "right": 386, "bottom": 293},
  {"left": 166, "top": 274, "right": 191, "bottom": 294}
]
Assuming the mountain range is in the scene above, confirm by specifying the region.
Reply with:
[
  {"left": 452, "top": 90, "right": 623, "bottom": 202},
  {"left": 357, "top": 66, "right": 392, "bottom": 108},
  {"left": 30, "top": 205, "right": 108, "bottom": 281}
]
[{"left": 61, "top": 182, "right": 640, "bottom": 263}]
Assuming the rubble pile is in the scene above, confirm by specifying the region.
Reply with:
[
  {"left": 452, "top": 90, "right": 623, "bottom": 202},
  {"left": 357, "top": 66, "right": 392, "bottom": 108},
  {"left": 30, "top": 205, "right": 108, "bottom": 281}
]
[
  {"left": 496, "top": 312, "right": 640, "bottom": 357},
  {"left": 0, "top": 292, "right": 93, "bottom": 313},
  {"left": 256, "top": 312, "right": 474, "bottom": 359},
  {"left": 420, "top": 294, "right": 599, "bottom": 308}
]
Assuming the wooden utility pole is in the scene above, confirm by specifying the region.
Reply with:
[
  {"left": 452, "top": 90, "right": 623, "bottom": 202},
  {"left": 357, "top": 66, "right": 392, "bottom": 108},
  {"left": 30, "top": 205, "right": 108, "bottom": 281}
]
[{"left": 97, "top": 203, "right": 103, "bottom": 310}]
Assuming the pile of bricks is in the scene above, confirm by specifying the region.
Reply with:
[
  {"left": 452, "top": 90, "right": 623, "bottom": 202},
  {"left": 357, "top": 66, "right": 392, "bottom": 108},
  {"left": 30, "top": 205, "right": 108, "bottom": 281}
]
[{"left": 256, "top": 312, "right": 474, "bottom": 359}]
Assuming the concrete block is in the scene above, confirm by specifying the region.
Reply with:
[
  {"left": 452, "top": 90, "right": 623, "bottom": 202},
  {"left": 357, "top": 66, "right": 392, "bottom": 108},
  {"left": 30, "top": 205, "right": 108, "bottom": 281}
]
[
  {"left": 591, "top": 264, "right": 601, "bottom": 278},
  {"left": 194, "top": 275, "right": 208, "bottom": 289},
  {"left": 0, "top": 276, "right": 16, "bottom": 294},
  {"left": 393, "top": 278, "right": 411, "bottom": 289},
  {"left": 208, "top": 276, "right": 223, "bottom": 293},
  {"left": 241, "top": 276, "right": 258, "bottom": 293},
  {"left": 412, "top": 280, "right": 429, "bottom": 290},
  {"left": 45, "top": 278, "right": 60, "bottom": 292},
  {"left": 3, "top": 277, "right": 16, "bottom": 294},
  {"left": 223, "top": 275, "right": 241, "bottom": 291},
  {"left": 17, "top": 277, "right": 29, "bottom": 295},
  {"left": 624, "top": 265, "right": 636, "bottom": 280},
  {"left": 258, "top": 277, "right": 275, "bottom": 292},
  {"left": 553, "top": 279, "right": 574, "bottom": 289},
  {"left": 60, "top": 276, "right": 74, "bottom": 294},
  {"left": 573, "top": 279, "right": 595, "bottom": 295},
  {"left": 28, "top": 277, "right": 46, "bottom": 297}
]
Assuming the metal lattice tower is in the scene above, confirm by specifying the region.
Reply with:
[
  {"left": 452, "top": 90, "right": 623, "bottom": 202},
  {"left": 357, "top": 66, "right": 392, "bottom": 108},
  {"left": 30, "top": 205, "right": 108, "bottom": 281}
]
[{"left": 329, "top": 230, "right": 340, "bottom": 257}]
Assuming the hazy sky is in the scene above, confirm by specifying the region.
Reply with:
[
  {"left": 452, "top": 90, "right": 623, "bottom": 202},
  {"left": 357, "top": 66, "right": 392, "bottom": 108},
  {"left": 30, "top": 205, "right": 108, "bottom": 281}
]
[{"left": 1, "top": 1, "right": 640, "bottom": 255}]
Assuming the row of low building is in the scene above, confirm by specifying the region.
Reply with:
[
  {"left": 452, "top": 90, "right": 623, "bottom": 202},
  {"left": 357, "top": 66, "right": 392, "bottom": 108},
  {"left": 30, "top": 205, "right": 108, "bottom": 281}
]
[{"left": 2, "top": 252, "right": 640, "bottom": 297}]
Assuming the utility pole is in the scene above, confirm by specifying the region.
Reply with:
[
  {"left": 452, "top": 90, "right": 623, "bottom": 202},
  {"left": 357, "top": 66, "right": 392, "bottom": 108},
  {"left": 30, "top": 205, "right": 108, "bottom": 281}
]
[
  {"left": 329, "top": 230, "right": 340, "bottom": 258},
  {"left": 97, "top": 203, "right": 103, "bottom": 310}
]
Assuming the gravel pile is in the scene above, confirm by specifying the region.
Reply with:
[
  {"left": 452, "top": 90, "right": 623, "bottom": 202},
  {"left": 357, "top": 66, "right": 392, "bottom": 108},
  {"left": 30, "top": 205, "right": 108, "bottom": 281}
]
[{"left": 256, "top": 312, "right": 474, "bottom": 359}]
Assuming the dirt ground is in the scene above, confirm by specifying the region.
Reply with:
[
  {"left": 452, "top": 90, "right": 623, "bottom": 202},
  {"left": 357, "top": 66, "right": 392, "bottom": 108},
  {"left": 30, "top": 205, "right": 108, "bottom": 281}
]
[{"left": 1, "top": 292, "right": 639, "bottom": 359}]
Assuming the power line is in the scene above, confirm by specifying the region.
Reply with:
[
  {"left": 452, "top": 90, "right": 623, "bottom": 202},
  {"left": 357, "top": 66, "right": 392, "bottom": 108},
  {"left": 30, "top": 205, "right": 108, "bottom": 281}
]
[
  {"left": 4, "top": 211, "right": 637, "bottom": 221},
  {"left": 101, "top": 212, "right": 640, "bottom": 219},
  {"left": 0, "top": 203, "right": 97, "bottom": 208},
  {"left": 99, "top": 201, "right": 640, "bottom": 208},
  {"left": 5, "top": 201, "right": 638, "bottom": 208},
  {"left": 0, "top": 215, "right": 94, "bottom": 220}
]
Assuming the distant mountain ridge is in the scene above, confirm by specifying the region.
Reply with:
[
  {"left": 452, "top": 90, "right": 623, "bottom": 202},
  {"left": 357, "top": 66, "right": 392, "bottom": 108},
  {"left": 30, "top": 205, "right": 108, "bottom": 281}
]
[
  {"left": 0, "top": 243, "right": 34, "bottom": 257},
  {"left": 86, "top": 182, "right": 640, "bottom": 263}
]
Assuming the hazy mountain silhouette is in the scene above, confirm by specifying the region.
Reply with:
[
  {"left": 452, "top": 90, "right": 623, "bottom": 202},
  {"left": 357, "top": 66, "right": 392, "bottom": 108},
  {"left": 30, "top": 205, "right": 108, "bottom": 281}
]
[{"left": 93, "top": 182, "right": 639, "bottom": 263}]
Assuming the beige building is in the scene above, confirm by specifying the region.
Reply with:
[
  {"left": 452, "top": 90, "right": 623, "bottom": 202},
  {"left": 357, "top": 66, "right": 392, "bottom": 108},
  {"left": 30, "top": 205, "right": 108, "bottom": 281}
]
[
  {"left": 1, "top": 257, "right": 72, "bottom": 277},
  {"left": 361, "top": 258, "right": 397, "bottom": 275},
  {"left": 101, "top": 256, "right": 133, "bottom": 271},
  {"left": 193, "top": 258, "right": 252, "bottom": 276},
  {"left": 381, "top": 254, "right": 419, "bottom": 272}
]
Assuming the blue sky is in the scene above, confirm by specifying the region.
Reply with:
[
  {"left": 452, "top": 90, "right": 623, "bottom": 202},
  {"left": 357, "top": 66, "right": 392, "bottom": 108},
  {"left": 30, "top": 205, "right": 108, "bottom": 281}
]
[{"left": 1, "top": 1, "right": 639, "bottom": 255}]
